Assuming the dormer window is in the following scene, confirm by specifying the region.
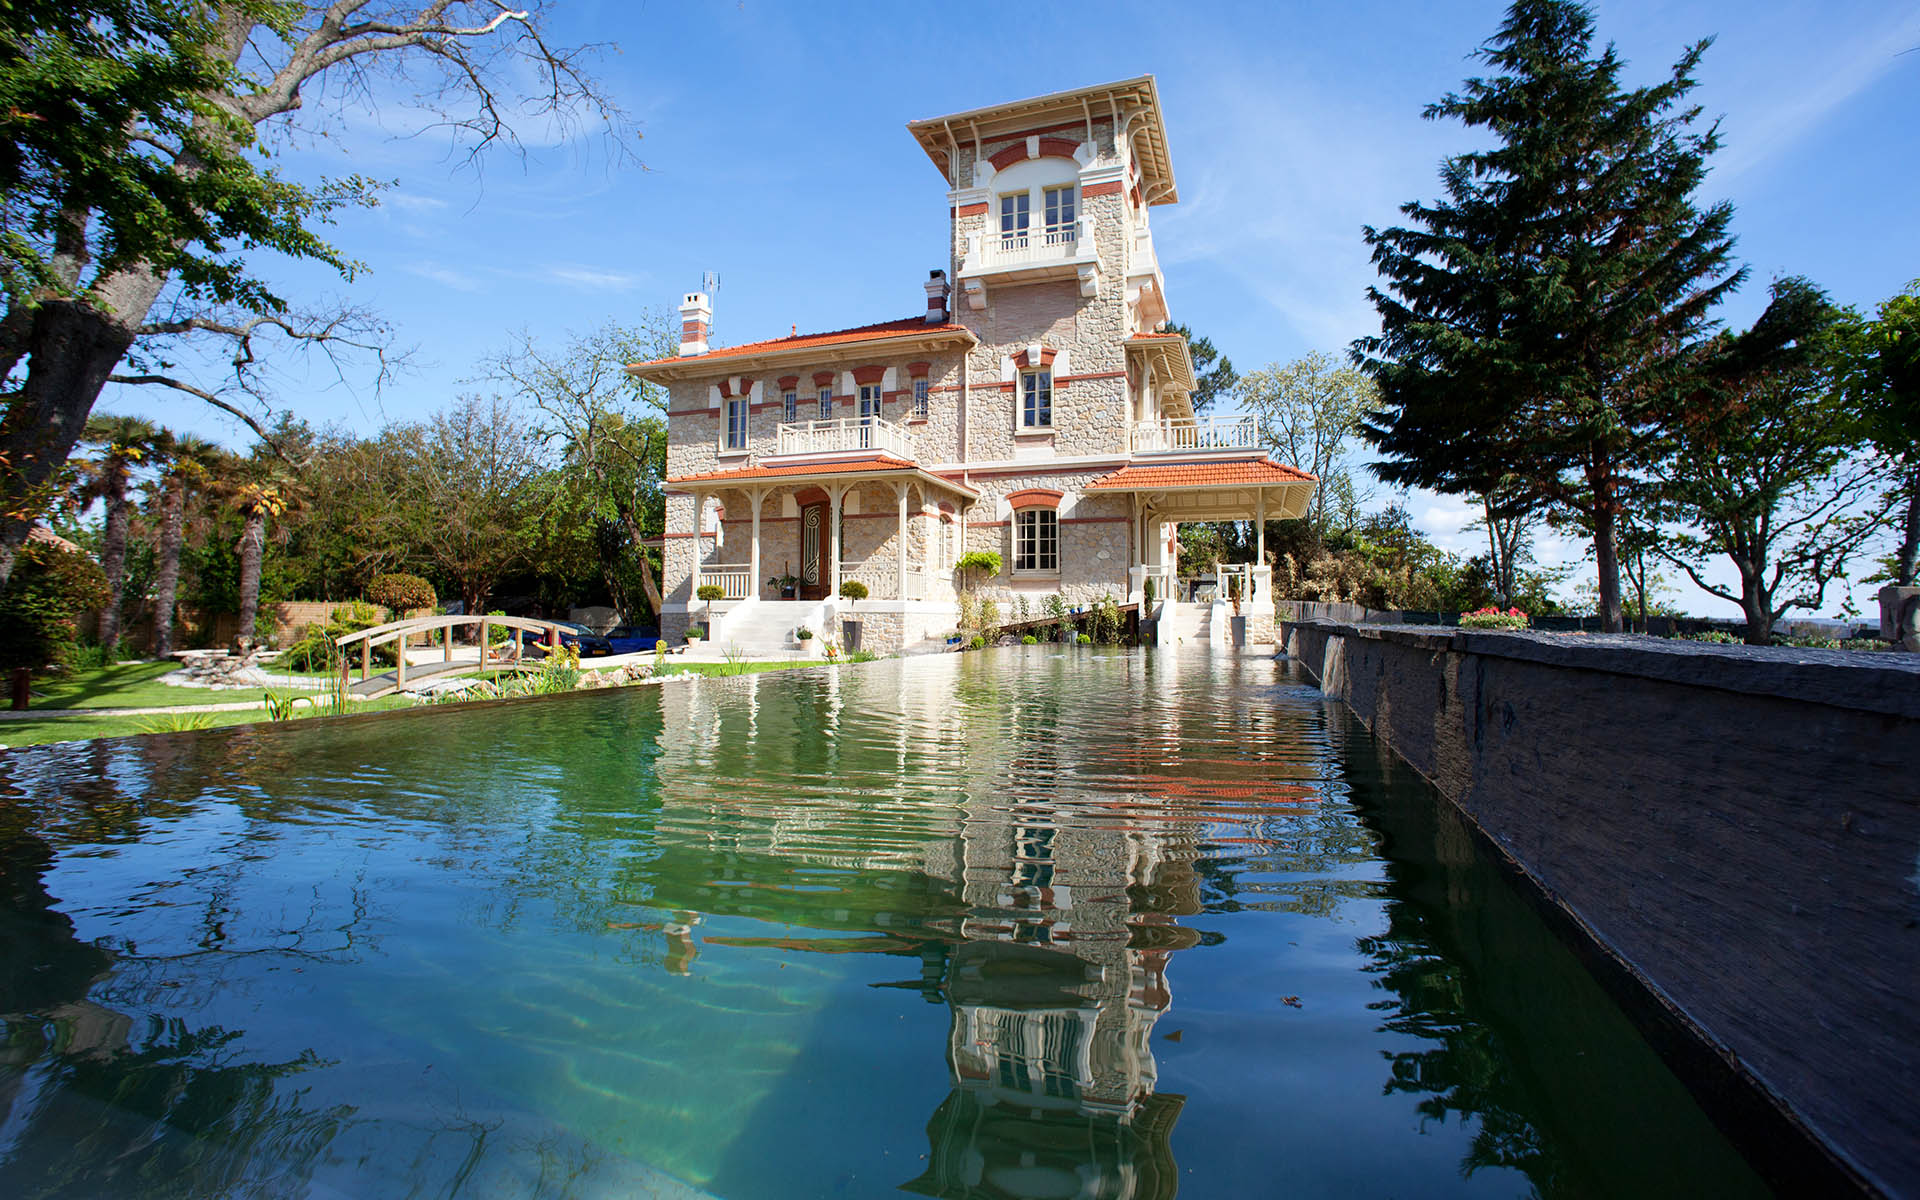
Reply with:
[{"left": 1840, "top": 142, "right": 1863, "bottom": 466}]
[
  {"left": 999, "top": 192, "right": 1030, "bottom": 249},
  {"left": 1021, "top": 369, "right": 1052, "bottom": 429},
  {"left": 1043, "top": 185, "right": 1077, "bottom": 245}
]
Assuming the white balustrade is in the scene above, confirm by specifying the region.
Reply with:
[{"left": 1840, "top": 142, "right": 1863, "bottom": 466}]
[
  {"left": 1130, "top": 414, "right": 1264, "bottom": 454},
  {"left": 702, "top": 564, "right": 752, "bottom": 600},
  {"left": 965, "top": 217, "right": 1096, "bottom": 273},
  {"left": 774, "top": 416, "right": 915, "bottom": 459},
  {"left": 1130, "top": 563, "right": 1177, "bottom": 606},
  {"left": 833, "top": 562, "right": 946, "bottom": 601}
]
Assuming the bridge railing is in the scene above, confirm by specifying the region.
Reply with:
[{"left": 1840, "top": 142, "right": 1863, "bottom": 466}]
[{"left": 333, "top": 613, "right": 566, "bottom": 690}]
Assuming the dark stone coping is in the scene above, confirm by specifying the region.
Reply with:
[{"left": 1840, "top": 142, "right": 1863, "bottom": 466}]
[{"left": 1285, "top": 620, "right": 1920, "bottom": 722}]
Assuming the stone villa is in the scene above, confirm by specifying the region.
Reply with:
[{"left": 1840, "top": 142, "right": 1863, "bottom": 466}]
[{"left": 627, "top": 76, "right": 1316, "bottom": 653}]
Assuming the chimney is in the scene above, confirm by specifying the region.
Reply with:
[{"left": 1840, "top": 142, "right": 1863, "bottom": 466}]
[
  {"left": 924, "top": 270, "right": 950, "bottom": 324},
  {"left": 678, "top": 292, "right": 712, "bottom": 356}
]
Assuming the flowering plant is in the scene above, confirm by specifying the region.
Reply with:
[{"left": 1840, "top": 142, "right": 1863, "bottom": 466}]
[{"left": 1459, "top": 606, "right": 1529, "bottom": 630}]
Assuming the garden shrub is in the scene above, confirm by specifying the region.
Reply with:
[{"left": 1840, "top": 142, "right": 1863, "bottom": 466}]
[
  {"left": 838, "top": 580, "right": 869, "bottom": 603},
  {"left": 967, "top": 634, "right": 986, "bottom": 650},
  {"left": 0, "top": 541, "right": 108, "bottom": 673},
  {"left": 696, "top": 584, "right": 725, "bottom": 603},
  {"left": 1020, "top": 634, "right": 1038, "bottom": 645},
  {"left": 282, "top": 602, "right": 390, "bottom": 671},
  {"left": 1076, "top": 632, "right": 1093, "bottom": 644},
  {"left": 366, "top": 573, "right": 436, "bottom": 613},
  {"left": 1091, "top": 593, "right": 1122, "bottom": 644},
  {"left": 956, "top": 551, "right": 1002, "bottom": 584}
]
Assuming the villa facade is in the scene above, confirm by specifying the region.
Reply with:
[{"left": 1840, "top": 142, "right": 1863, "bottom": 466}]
[{"left": 628, "top": 76, "right": 1315, "bottom": 652}]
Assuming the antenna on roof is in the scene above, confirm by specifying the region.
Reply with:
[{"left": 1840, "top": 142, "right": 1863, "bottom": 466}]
[{"left": 703, "top": 271, "right": 719, "bottom": 296}]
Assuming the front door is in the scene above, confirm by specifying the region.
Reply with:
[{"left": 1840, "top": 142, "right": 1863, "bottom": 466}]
[{"left": 800, "top": 502, "right": 827, "bottom": 600}]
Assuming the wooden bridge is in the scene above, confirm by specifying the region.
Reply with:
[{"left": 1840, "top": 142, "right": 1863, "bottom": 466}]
[{"left": 335, "top": 614, "right": 568, "bottom": 699}]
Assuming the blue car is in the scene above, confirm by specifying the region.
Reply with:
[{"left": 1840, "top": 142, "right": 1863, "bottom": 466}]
[
  {"left": 604, "top": 626, "right": 660, "bottom": 655},
  {"left": 519, "top": 620, "right": 613, "bottom": 657}
]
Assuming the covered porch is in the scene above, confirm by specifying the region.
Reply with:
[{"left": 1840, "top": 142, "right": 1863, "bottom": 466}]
[
  {"left": 665, "top": 455, "right": 980, "bottom": 654},
  {"left": 1089, "top": 456, "right": 1317, "bottom": 641}
]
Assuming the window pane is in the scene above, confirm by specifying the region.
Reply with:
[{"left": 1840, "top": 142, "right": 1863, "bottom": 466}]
[
  {"left": 913, "top": 378, "right": 929, "bottom": 420},
  {"left": 818, "top": 388, "right": 832, "bottom": 419},
  {"left": 783, "top": 390, "right": 796, "bottom": 423},
  {"left": 1022, "top": 371, "right": 1052, "bottom": 427}
]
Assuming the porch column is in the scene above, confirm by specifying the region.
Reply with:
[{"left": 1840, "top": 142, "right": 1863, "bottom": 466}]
[
  {"left": 749, "top": 488, "right": 767, "bottom": 600},
  {"left": 828, "top": 484, "right": 845, "bottom": 599},
  {"left": 1255, "top": 488, "right": 1266, "bottom": 562},
  {"left": 894, "top": 480, "right": 910, "bottom": 601},
  {"left": 689, "top": 492, "right": 707, "bottom": 597}
]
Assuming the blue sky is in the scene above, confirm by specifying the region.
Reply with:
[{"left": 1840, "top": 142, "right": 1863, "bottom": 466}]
[{"left": 104, "top": 0, "right": 1920, "bottom": 619}]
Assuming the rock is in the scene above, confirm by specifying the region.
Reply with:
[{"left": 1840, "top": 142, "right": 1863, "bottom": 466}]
[{"left": 1878, "top": 585, "right": 1919, "bottom": 652}]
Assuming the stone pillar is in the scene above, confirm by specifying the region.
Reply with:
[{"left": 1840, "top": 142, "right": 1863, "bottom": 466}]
[
  {"left": 750, "top": 488, "right": 766, "bottom": 600},
  {"left": 828, "top": 485, "right": 845, "bottom": 600},
  {"left": 895, "top": 480, "right": 910, "bottom": 600},
  {"left": 689, "top": 493, "right": 706, "bottom": 596}
]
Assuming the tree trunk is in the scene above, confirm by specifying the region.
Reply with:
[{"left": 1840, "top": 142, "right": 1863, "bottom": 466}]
[
  {"left": 1591, "top": 503, "right": 1624, "bottom": 633},
  {"left": 97, "top": 474, "right": 131, "bottom": 652},
  {"left": 236, "top": 509, "right": 265, "bottom": 650},
  {"left": 1898, "top": 466, "right": 1920, "bottom": 589},
  {"left": 152, "top": 484, "right": 186, "bottom": 658},
  {"left": 0, "top": 301, "right": 139, "bottom": 586},
  {"left": 1740, "top": 572, "right": 1774, "bottom": 646}
]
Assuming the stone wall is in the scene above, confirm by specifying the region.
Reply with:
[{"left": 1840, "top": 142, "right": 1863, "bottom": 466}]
[{"left": 1283, "top": 619, "right": 1920, "bottom": 1198}]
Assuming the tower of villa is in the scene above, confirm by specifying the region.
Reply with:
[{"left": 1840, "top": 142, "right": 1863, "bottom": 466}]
[{"left": 628, "top": 77, "right": 1315, "bottom": 653}]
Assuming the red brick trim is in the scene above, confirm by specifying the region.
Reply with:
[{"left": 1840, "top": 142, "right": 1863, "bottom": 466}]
[
  {"left": 1060, "top": 516, "right": 1129, "bottom": 525},
  {"left": 663, "top": 531, "right": 719, "bottom": 539},
  {"left": 1007, "top": 487, "right": 1065, "bottom": 511},
  {"left": 812, "top": 371, "right": 837, "bottom": 388},
  {"left": 1054, "top": 370, "right": 1127, "bottom": 385},
  {"left": 906, "top": 361, "right": 931, "bottom": 377},
  {"left": 1013, "top": 347, "right": 1058, "bottom": 370},
  {"left": 1082, "top": 180, "right": 1124, "bottom": 198},
  {"left": 793, "top": 487, "right": 829, "bottom": 506},
  {"left": 882, "top": 390, "right": 909, "bottom": 402},
  {"left": 954, "top": 202, "right": 988, "bottom": 218},
  {"left": 987, "top": 136, "right": 1081, "bottom": 171},
  {"left": 667, "top": 406, "right": 715, "bottom": 418},
  {"left": 852, "top": 364, "right": 885, "bottom": 386},
  {"left": 776, "top": 375, "right": 800, "bottom": 389}
]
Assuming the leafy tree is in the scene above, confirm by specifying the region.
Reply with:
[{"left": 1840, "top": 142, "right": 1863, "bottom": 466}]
[
  {"left": 0, "top": 2, "right": 627, "bottom": 584},
  {"left": 1355, "top": 0, "right": 1743, "bottom": 632},
  {"left": 1164, "top": 323, "right": 1237, "bottom": 414},
  {"left": 70, "top": 414, "right": 157, "bottom": 651},
  {"left": 392, "top": 394, "right": 542, "bottom": 615},
  {"left": 0, "top": 536, "right": 108, "bottom": 671},
  {"left": 483, "top": 319, "right": 674, "bottom": 618},
  {"left": 146, "top": 429, "right": 219, "bottom": 656},
  {"left": 366, "top": 572, "right": 435, "bottom": 613},
  {"left": 1654, "top": 278, "right": 1880, "bottom": 642},
  {"left": 1462, "top": 481, "right": 1541, "bottom": 609},
  {"left": 1239, "top": 351, "right": 1377, "bottom": 539},
  {"left": 1841, "top": 280, "right": 1920, "bottom": 588}
]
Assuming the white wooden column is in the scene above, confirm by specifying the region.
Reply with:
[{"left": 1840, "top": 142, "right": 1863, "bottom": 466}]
[
  {"left": 749, "top": 488, "right": 767, "bottom": 599},
  {"left": 894, "top": 480, "right": 910, "bottom": 600},
  {"left": 828, "top": 484, "right": 845, "bottom": 599},
  {"left": 1255, "top": 488, "right": 1266, "bottom": 562},
  {"left": 689, "top": 492, "right": 707, "bottom": 597}
]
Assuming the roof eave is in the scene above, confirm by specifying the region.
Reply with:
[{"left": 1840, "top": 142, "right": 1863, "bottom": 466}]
[{"left": 626, "top": 326, "right": 978, "bottom": 384}]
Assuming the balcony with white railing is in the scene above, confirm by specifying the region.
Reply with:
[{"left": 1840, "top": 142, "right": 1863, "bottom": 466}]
[
  {"left": 1130, "top": 414, "right": 1265, "bottom": 455},
  {"left": 771, "top": 416, "right": 916, "bottom": 461},
  {"left": 959, "top": 217, "right": 1098, "bottom": 282}
]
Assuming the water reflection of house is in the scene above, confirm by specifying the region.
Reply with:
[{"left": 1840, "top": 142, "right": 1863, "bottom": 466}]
[{"left": 905, "top": 790, "right": 1199, "bottom": 1199}]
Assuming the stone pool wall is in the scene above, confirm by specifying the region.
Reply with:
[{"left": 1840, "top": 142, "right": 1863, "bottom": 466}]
[{"left": 1282, "top": 619, "right": 1920, "bottom": 1200}]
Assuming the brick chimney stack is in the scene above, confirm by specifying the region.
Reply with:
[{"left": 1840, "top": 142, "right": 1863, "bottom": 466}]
[
  {"left": 678, "top": 292, "right": 712, "bottom": 356},
  {"left": 925, "top": 270, "right": 950, "bottom": 324}
]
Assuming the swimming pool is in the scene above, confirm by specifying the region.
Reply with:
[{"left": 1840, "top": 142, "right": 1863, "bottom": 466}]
[{"left": 0, "top": 648, "right": 1767, "bottom": 1197}]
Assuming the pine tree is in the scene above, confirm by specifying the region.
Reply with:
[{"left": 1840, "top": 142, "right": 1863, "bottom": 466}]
[{"left": 1354, "top": 0, "right": 1743, "bottom": 631}]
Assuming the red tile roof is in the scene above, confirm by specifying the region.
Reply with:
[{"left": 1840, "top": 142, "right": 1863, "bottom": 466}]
[
  {"left": 1125, "top": 331, "right": 1187, "bottom": 341},
  {"left": 629, "top": 316, "right": 972, "bottom": 371},
  {"left": 1088, "top": 459, "right": 1318, "bottom": 490},
  {"left": 668, "top": 455, "right": 920, "bottom": 485}
]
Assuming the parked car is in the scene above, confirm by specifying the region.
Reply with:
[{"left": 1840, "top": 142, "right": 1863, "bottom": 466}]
[
  {"left": 520, "top": 620, "right": 613, "bottom": 658},
  {"left": 603, "top": 626, "right": 660, "bottom": 655}
]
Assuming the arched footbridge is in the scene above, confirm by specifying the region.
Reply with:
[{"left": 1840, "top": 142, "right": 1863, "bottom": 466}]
[{"left": 335, "top": 614, "right": 569, "bottom": 699}]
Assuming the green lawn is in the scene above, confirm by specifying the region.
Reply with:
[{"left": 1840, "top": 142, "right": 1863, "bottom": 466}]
[
  {"left": 652, "top": 658, "right": 874, "bottom": 678},
  {"left": 0, "top": 694, "right": 427, "bottom": 749},
  {"left": 26, "top": 661, "right": 209, "bottom": 709}
]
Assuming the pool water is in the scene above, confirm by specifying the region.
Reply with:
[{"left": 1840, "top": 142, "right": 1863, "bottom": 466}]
[{"left": 0, "top": 648, "right": 1768, "bottom": 1198}]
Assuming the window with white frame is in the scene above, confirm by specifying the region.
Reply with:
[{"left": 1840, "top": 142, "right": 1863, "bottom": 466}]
[
  {"left": 1043, "top": 185, "right": 1077, "bottom": 244},
  {"left": 817, "top": 387, "right": 833, "bottom": 419},
  {"left": 912, "top": 377, "right": 930, "bottom": 420},
  {"left": 782, "top": 389, "right": 797, "bottom": 423},
  {"left": 858, "top": 383, "right": 882, "bottom": 422},
  {"left": 999, "top": 192, "right": 1030, "bottom": 248},
  {"left": 1021, "top": 369, "right": 1052, "bottom": 429},
  {"left": 724, "top": 398, "right": 748, "bottom": 450},
  {"left": 1014, "top": 508, "right": 1058, "bottom": 573}
]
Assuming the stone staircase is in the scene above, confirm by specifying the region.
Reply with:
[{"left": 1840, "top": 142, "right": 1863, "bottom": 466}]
[
  {"left": 1160, "top": 600, "right": 1221, "bottom": 647},
  {"left": 708, "top": 600, "right": 833, "bottom": 657}
]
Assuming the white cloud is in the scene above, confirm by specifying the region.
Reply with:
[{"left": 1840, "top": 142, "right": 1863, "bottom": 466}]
[
  {"left": 386, "top": 192, "right": 449, "bottom": 213},
  {"left": 404, "top": 261, "right": 483, "bottom": 292},
  {"left": 546, "top": 264, "right": 644, "bottom": 291}
]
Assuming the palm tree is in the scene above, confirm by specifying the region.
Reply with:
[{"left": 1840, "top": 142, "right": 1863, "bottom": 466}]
[
  {"left": 214, "top": 455, "right": 296, "bottom": 652},
  {"left": 73, "top": 415, "right": 158, "bottom": 654},
  {"left": 146, "top": 431, "right": 221, "bottom": 658}
]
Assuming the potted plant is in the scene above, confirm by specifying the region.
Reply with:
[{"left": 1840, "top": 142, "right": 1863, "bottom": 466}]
[
  {"left": 768, "top": 573, "right": 800, "bottom": 600},
  {"left": 696, "top": 583, "right": 724, "bottom": 638},
  {"left": 794, "top": 625, "right": 817, "bottom": 656},
  {"left": 685, "top": 627, "right": 704, "bottom": 645},
  {"left": 838, "top": 579, "right": 868, "bottom": 652}
]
